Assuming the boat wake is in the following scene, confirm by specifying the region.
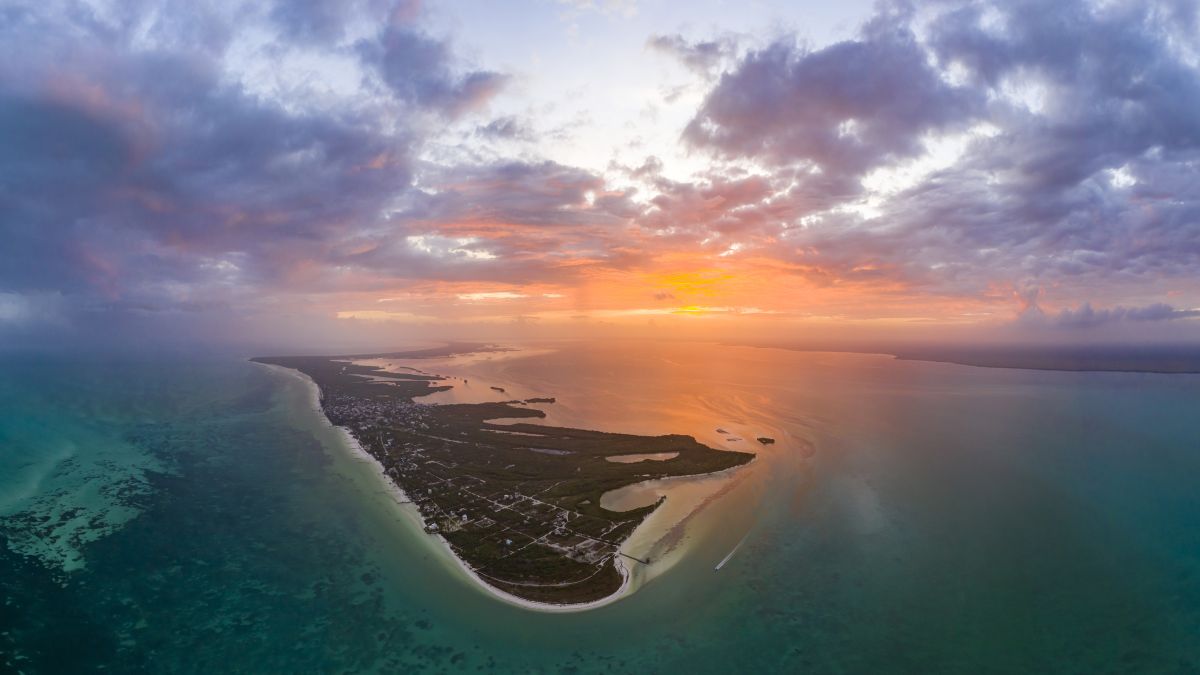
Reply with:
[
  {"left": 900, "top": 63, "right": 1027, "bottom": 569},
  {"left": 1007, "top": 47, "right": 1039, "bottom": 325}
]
[{"left": 715, "top": 532, "right": 750, "bottom": 571}]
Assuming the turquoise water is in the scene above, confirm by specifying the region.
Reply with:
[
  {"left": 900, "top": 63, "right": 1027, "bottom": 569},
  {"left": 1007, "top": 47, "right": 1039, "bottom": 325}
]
[{"left": 2, "top": 344, "right": 1199, "bottom": 673}]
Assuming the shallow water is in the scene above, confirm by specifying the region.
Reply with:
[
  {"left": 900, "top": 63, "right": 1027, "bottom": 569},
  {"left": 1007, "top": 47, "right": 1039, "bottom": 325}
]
[
  {"left": 3, "top": 343, "right": 1200, "bottom": 673},
  {"left": 604, "top": 452, "right": 679, "bottom": 464}
]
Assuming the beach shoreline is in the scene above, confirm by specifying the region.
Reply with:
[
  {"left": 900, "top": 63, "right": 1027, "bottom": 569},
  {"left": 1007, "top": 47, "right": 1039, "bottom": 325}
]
[{"left": 255, "top": 361, "right": 634, "bottom": 613}]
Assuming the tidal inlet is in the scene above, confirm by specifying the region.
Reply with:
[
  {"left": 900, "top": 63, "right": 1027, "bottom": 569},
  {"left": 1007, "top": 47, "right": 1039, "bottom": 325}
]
[{"left": 4, "top": 0, "right": 1200, "bottom": 673}]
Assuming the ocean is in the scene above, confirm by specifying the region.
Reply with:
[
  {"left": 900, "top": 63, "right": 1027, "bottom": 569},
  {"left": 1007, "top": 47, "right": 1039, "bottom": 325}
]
[{"left": 2, "top": 342, "right": 1199, "bottom": 673}]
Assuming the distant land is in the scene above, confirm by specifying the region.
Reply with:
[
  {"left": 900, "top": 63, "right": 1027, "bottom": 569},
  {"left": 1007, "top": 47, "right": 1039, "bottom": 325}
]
[
  {"left": 739, "top": 343, "right": 1200, "bottom": 374},
  {"left": 252, "top": 345, "right": 753, "bottom": 607}
]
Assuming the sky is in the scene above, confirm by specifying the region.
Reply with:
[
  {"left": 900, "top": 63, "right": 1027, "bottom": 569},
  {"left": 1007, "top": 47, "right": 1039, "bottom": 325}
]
[{"left": 2, "top": 0, "right": 1200, "bottom": 351}]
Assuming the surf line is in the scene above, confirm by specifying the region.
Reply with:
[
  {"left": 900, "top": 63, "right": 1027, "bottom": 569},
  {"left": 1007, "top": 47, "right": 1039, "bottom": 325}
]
[{"left": 715, "top": 532, "right": 751, "bottom": 571}]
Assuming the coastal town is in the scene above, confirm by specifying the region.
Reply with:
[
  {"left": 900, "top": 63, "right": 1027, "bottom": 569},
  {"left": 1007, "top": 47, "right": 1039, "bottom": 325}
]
[{"left": 253, "top": 348, "right": 754, "bottom": 605}]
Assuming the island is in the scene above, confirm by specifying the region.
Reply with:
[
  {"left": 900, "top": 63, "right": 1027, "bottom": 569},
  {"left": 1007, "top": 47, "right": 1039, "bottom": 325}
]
[
  {"left": 252, "top": 346, "right": 754, "bottom": 607},
  {"left": 738, "top": 341, "right": 1200, "bottom": 374}
]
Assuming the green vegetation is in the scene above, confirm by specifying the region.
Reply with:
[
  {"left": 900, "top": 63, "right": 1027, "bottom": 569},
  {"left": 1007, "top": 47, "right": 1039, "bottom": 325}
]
[{"left": 252, "top": 348, "right": 754, "bottom": 605}]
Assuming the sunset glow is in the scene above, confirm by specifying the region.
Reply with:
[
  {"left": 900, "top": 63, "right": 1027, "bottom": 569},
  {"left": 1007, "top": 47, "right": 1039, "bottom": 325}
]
[{"left": 3, "top": 0, "right": 1200, "bottom": 350}]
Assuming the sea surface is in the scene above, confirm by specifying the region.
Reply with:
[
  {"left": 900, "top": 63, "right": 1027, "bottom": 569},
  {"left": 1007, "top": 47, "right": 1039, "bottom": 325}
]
[{"left": 2, "top": 342, "right": 1199, "bottom": 673}]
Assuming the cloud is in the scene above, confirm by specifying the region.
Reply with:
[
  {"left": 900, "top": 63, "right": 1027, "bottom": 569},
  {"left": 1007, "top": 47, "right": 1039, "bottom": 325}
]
[
  {"left": 397, "top": 160, "right": 629, "bottom": 229},
  {"left": 457, "top": 291, "right": 526, "bottom": 301},
  {"left": 270, "top": 0, "right": 385, "bottom": 44},
  {"left": 1051, "top": 302, "right": 1200, "bottom": 329},
  {"left": 2, "top": 0, "right": 1199, "bottom": 345},
  {"left": 358, "top": 15, "right": 508, "bottom": 119},
  {"left": 554, "top": 0, "right": 638, "bottom": 18},
  {"left": 475, "top": 115, "right": 533, "bottom": 141},
  {"left": 0, "top": 0, "right": 509, "bottom": 338},
  {"left": 1014, "top": 287, "right": 1200, "bottom": 329},
  {"left": 647, "top": 33, "right": 736, "bottom": 76},
  {"left": 668, "top": 0, "right": 1200, "bottom": 313},
  {"left": 639, "top": 172, "right": 781, "bottom": 240},
  {"left": 683, "top": 10, "right": 982, "bottom": 185}
]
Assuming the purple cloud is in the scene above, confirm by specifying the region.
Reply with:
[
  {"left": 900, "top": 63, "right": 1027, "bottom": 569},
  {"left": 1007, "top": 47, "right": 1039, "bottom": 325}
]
[
  {"left": 684, "top": 8, "right": 982, "bottom": 183},
  {"left": 1052, "top": 302, "right": 1200, "bottom": 329},
  {"left": 358, "top": 16, "right": 508, "bottom": 119},
  {"left": 647, "top": 33, "right": 736, "bottom": 76},
  {"left": 670, "top": 0, "right": 1200, "bottom": 310},
  {"left": 2, "top": 0, "right": 1199, "bottom": 347},
  {"left": 0, "top": 0, "right": 496, "bottom": 335},
  {"left": 475, "top": 116, "right": 534, "bottom": 141}
]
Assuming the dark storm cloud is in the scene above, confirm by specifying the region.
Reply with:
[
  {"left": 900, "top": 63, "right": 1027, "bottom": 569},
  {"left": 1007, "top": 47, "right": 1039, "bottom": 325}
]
[
  {"left": 0, "top": 94, "right": 136, "bottom": 293},
  {"left": 0, "top": 53, "right": 411, "bottom": 292}
]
